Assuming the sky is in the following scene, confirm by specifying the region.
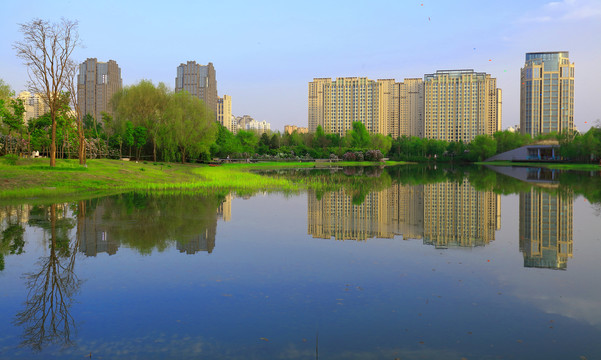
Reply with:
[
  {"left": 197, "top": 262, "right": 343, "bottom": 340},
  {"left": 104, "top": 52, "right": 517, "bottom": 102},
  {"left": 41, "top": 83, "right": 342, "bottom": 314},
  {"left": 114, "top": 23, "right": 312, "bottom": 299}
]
[{"left": 1, "top": 0, "right": 600, "bottom": 132}]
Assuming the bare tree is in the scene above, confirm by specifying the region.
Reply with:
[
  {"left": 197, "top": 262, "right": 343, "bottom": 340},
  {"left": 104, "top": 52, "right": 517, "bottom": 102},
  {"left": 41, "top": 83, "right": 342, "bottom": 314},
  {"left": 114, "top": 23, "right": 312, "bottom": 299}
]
[
  {"left": 13, "top": 18, "right": 81, "bottom": 167},
  {"left": 65, "top": 59, "right": 86, "bottom": 165}
]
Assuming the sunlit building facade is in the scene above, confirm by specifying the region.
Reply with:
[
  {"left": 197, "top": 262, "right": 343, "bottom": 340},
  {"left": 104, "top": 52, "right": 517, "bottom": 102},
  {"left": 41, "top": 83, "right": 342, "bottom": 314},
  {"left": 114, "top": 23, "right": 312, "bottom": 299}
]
[
  {"left": 17, "top": 91, "right": 49, "bottom": 122},
  {"left": 424, "top": 70, "right": 501, "bottom": 142},
  {"left": 217, "top": 95, "right": 233, "bottom": 132},
  {"left": 520, "top": 51, "right": 574, "bottom": 136},
  {"left": 285, "top": 125, "right": 309, "bottom": 134},
  {"left": 308, "top": 77, "right": 381, "bottom": 135},
  {"left": 175, "top": 61, "right": 218, "bottom": 117},
  {"left": 77, "top": 58, "right": 122, "bottom": 122}
]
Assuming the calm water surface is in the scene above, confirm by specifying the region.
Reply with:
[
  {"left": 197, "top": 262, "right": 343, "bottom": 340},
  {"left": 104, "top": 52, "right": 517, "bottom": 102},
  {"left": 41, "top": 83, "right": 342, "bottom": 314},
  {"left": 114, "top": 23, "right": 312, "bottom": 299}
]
[{"left": 1, "top": 166, "right": 600, "bottom": 359}]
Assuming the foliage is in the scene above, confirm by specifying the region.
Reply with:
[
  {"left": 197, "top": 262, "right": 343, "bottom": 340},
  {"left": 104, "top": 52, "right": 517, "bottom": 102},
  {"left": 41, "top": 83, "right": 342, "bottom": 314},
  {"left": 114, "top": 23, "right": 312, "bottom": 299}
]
[
  {"left": 162, "top": 91, "right": 217, "bottom": 163},
  {"left": 493, "top": 130, "right": 531, "bottom": 154},
  {"left": 2, "top": 154, "right": 19, "bottom": 165},
  {"left": 468, "top": 135, "right": 497, "bottom": 161}
]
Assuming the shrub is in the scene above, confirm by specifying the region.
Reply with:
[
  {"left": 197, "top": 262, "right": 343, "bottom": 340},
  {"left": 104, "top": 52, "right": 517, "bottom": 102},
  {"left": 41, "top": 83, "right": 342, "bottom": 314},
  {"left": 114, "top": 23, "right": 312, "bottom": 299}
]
[
  {"left": 365, "top": 149, "right": 384, "bottom": 161},
  {"left": 1, "top": 154, "right": 19, "bottom": 166},
  {"left": 355, "top": 151, "right": 364, "bottom": 161},
  {"left": 342, "top": 152, "right": 356, "bottom": 161},
  {"left": 329, "top": 153, "right": 339, "bottom": 161}
]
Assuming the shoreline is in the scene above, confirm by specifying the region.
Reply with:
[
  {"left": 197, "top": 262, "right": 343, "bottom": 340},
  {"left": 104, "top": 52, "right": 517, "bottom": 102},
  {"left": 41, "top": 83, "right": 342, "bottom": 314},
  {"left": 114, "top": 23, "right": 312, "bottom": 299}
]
[{"left": 0, "top": 158, "right": 407, "bottom": 202}]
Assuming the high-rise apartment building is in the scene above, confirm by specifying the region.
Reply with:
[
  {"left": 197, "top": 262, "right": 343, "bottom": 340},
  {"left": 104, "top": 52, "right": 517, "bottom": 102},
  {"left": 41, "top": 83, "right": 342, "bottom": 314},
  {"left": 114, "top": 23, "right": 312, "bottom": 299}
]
[
  {"left": 399, "top": 78, "right": 425, "bottom": 138},
  {"left": 17, "top": 91, "right": 49, "bottom": 122},
  {"left": 175, "top": 61, "right": 218, "bottom": 117},
  {"left": 217, "top": 95, "right": 233, "bottom": 132},
  {"left": 308, "top": 77, "right": 380, "bottom": 135},
  {"left": 423, "top": 70, "right": 501, "bottom": 142},
  {"left": 520, "top": 51, "right": 574, "bottom": 136},
  {"left": 77, "top": 58, "right": 122, "bottom": 122}
]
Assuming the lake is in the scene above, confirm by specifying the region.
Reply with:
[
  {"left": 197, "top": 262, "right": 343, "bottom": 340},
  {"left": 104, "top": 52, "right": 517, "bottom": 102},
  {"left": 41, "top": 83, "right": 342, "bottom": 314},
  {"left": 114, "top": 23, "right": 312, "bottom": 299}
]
[{"left": 1, "top": 165, "right": 600, "bottom": 359}]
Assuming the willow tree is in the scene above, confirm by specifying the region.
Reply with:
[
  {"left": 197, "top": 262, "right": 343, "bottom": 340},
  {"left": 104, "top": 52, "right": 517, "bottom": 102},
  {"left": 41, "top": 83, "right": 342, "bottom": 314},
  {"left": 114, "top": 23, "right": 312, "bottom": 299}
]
[
  {"left": 13, "top": 19, "right": 81, "bottom": 167},
  {"left": 163, "top": 91, "right": 217, "bottom": 163},
  {"left": 112, "top": 80, "right": 169, "bottom": 162}
]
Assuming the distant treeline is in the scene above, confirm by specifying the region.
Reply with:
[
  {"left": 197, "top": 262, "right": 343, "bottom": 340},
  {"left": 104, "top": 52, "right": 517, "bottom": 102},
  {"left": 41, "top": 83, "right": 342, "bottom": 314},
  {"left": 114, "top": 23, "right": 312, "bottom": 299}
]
[{"left": 2, "top": 79, "right": 601, "bottom": 164}]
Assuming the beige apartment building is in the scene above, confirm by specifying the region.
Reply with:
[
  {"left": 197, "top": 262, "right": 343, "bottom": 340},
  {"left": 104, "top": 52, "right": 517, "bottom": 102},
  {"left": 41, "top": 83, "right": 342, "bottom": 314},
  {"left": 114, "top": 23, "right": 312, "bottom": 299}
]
[
  {"left": 308, "top": 77, "right": 380, "bottom": 135},
  {"left": 17, "top": 91, "right": 49, "bottom": 122},
  {"left": 77, "top": 58, "right": 122, "bottom": 122},
  {"left": 284, "top": 125, "right": 308, "bottom": 134},
  {"left": 175, "top": 61, "right": 218, "bottom": 117},
  {"left": 520, "top": 51, "right": 574, "bottom": 136},
  {"left": 217, "top": 95, "right": 233, "bottom": 132},
  {"left": 423, "top": 70, "right": 501, "bottom": 142},
  {"left": 308, "top": 77, "right": 425, "bottom": 138}
]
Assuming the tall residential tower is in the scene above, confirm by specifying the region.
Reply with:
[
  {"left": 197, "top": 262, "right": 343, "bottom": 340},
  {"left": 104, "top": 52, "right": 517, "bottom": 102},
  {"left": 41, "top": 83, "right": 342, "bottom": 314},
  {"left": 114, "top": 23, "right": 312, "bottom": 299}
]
[
  {"left": 77, "top": 58, "right": 122, "bottom": 121},
  {"left": 175, "top": 61, "right": 218, "bottom": 117},
  {"left": 520, "top": 51, "right": 574, "bottom": 136},
  {"left": 423, "top": 70, "right": 501, "bottom": 142}
]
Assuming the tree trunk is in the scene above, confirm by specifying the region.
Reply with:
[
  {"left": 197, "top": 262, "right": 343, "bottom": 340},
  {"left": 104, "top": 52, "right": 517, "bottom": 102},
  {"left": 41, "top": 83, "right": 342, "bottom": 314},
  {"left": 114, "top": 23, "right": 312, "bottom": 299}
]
[
  {"left": 78, "top": 120, "right": 85, "bottom": 165},
  {"left": 181, "top": 147, "right": 186, "bottom": 164},
  {"left": 50, "top": 111, "right": 57, "bottom": 167},
  {"left": 153, "top": 141, "right": 157, "bottom": 162}
]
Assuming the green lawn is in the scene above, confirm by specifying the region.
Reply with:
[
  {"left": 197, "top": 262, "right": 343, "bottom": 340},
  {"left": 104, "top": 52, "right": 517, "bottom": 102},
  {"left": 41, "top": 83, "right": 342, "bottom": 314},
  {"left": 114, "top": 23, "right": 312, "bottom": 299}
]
[{"left": 0, "top": 158, "right": 406, "bottom": 201}]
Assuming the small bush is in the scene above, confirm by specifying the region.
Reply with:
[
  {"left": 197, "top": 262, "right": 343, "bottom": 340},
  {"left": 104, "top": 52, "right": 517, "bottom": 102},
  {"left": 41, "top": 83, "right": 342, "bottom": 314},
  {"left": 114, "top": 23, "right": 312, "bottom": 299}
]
[
  {"left": 140, "top": 167, "right": 145, "bottom": 171},
  {"left": 342, "top": 152, "right": 356, "bottom": 161},
  {"left": 354, "top": 151, "right": 364, "bottom": 162},
  {"left": 2, "top": 154, "right": 19, "bottom": 166},
  {"left": 143, "top": 161, "right": 148, "bottom": 164},
  {"left": 365, "top": 149, "right": 384, "bottom": 161}
]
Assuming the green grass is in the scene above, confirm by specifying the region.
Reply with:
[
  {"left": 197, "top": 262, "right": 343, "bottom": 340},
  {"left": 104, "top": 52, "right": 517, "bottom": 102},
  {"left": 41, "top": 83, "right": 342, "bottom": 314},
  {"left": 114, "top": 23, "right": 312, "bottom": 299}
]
[{"left": 480, "top": 161, "right": 601, "bottom": 171}]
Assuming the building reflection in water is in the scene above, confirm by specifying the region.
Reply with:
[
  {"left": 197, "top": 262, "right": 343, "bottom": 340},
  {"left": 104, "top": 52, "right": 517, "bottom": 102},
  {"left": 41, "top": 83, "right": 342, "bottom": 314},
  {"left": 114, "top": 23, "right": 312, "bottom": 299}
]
[
  {"left": 308, "top": 180, "right": 500, "bottom": 248},
  {"left": 423, "top": 179, "right": 500, "bottom": 248},
  {"left": 519, "top": 189, "right": 573, "bottom": 269},
  {"left": 74, "top": 193, "right": 234, "bottom": 257}
]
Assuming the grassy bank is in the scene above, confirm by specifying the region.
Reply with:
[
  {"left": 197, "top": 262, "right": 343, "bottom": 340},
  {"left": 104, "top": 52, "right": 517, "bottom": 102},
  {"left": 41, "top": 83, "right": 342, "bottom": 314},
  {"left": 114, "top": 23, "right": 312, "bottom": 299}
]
[
  {"left": 0, "top": 158, "right": 406, "bottom": 201},
  {"left": 480, "top": 161, "right": 601, "bottom": 171}
]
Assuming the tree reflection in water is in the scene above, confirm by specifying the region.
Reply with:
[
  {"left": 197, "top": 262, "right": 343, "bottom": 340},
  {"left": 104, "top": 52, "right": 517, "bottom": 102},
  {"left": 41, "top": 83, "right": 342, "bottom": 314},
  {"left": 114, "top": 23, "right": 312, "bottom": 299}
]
[{"left": 14, "top": 203, "right": 81, "bottom": 352}]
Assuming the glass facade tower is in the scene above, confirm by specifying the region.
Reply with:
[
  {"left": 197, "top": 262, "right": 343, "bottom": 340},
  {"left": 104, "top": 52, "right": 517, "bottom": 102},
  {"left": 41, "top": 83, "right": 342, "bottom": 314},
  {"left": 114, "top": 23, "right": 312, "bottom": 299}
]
[{"left": 520, "top": 52, "right": 574, "bottom": 136}]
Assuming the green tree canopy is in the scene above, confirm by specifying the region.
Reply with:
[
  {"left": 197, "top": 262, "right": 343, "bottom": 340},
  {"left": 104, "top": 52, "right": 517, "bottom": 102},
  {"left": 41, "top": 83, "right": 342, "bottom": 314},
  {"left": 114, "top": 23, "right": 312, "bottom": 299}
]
[{"left": 163, "top": 91, "right": 217, "bottom": 163}]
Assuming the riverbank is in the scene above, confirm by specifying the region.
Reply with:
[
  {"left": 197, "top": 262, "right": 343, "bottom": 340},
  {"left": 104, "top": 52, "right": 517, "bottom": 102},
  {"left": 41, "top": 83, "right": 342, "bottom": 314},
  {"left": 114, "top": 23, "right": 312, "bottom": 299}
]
[
  {"left": 480, "top": 160, "right": 601, "bottom": 171},
  {"left": 0, "top": 158, "right": 407, "bottom": 201}
]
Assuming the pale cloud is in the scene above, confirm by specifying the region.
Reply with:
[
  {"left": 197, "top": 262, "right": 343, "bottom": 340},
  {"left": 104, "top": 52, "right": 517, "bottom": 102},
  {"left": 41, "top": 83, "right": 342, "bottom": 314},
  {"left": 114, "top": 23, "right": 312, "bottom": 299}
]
[{"left": 519, "top": 0, "right": 601, "bottom": 23}]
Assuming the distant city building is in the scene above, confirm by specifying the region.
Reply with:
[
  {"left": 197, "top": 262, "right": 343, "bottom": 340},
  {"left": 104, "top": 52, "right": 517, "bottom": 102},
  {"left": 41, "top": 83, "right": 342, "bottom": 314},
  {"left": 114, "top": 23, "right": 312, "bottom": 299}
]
[
  {"left": 424, "top": 69, "right": 501, "bottom": 142},
  {"left": 284, "top": 125, "right": 308, "bottom": 134},
  {"left": 175, "top": 61, "right": 218, "bottom": 117},
  {"left": 77, "top": 58, "right": 122, "bottom": 122},
  {"left": 308, "top": 77, "right": 380, "bottom": 135},
  {"left": 246, "top": 119, "right": 271, "bottom": 133},
  {"left": 520, "top": 51, "right": 574, "bottom": 137},
  {"left": 17, "top": 91, "right": 49, "bottom": 122},
  {"left": 378, "top": 78, "right": 425, "bottom": 138},
  {"left": 217, "top": 95, "right": 233, "bottom": 132}
]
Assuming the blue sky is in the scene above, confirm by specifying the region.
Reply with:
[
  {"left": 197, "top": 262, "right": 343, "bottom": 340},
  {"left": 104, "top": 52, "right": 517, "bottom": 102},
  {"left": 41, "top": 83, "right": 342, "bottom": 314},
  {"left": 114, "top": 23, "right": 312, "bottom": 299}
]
[{"left": 1, "top": 0, "right": 600, "bottom": 132}]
